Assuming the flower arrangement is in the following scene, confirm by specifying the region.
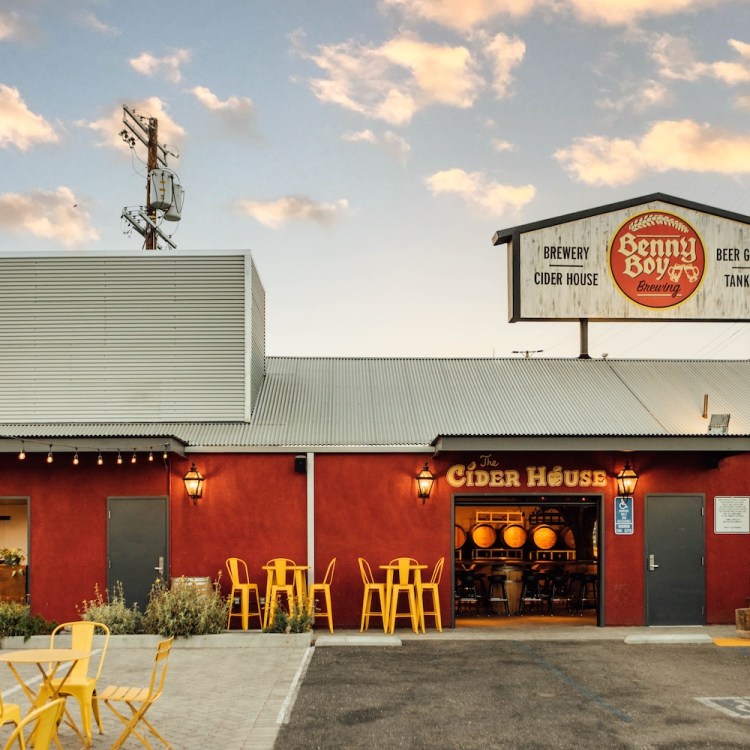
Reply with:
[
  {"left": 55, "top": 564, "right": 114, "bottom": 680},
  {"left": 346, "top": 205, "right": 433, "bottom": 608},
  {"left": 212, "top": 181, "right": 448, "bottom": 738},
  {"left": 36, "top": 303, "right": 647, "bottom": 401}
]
[{"left": 0, "top": 548, "right": 26, "bottom": 573}]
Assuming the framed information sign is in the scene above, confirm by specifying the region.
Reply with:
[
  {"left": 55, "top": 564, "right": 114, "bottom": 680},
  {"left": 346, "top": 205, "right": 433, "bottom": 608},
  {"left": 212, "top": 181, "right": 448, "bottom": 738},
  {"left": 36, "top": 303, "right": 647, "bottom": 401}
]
[
  {"left": 714, "top": 496, "right": 750, "bottom": 534},
  {"left": 614, "top": 496, "right": 634, "bottom": 535}
]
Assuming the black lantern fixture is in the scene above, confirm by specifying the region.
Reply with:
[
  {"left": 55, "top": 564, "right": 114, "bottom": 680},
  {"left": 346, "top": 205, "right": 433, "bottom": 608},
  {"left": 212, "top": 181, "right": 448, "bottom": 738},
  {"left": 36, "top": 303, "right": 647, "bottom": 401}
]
[
  {"left": 416, "top": 462, "right": 435, "bottom": 503},
  {"left": 616, "top": 462, "right": 638, "bottom": 497},
  {"left": 183, "top": 463, "right": 205, "bottom": 504}
]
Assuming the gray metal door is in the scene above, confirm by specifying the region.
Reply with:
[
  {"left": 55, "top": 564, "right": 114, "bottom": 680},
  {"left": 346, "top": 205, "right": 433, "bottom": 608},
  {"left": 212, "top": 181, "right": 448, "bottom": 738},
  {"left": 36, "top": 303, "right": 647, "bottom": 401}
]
[
  {"left": 645, "top": 494, "right": 704, "bottom": 625},
  {"left": 107, "top": 496, "right": 168, "bottom": 612}
]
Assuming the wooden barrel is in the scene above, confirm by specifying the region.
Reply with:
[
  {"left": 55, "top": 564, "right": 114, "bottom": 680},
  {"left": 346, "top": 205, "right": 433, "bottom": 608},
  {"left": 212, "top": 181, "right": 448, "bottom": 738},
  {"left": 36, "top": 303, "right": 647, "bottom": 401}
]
[
  {"left": 171, "top": 576, "right": 213, "bottom": 594},
  {"left": 529, "top": 524, "right": 557, "bottom": 550},
  {"left": 499, "top": 565, "right": 523, "bottom": 614},
  {"left": 499, "top": 524, "right": 527, "bottom": 549},
  {"left": 558, "top": 526, "right": 576, "bottom": 549},
  {"left": 470, "top": 523, "right": 497, "bottom": 548},
  {"left": 454, "top": 524, "right": 467, "bottom": 550}
]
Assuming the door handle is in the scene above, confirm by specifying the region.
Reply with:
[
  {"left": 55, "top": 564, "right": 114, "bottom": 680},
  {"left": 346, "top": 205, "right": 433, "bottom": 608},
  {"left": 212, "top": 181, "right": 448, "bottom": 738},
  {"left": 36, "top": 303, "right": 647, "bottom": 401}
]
[
  {"left": 154, "top": 556, "right": 164, "bottom": 576},
  {"left": 648, "top": 554, "right": 659, "bottom": 571}
]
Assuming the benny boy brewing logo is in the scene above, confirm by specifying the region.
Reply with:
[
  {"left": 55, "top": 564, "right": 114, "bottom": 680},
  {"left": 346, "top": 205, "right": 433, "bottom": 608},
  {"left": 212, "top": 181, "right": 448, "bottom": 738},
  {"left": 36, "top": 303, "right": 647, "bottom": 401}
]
[{"left": 608, "top": 210, "right": 705, "bottom": 309}]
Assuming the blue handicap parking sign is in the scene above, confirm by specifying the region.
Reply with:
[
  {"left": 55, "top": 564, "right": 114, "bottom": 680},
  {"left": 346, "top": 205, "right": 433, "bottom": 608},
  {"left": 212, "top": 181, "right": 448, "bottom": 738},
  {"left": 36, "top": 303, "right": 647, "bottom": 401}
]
[{"left": 614, "top": 496, "right": 634, "bottom": 535}]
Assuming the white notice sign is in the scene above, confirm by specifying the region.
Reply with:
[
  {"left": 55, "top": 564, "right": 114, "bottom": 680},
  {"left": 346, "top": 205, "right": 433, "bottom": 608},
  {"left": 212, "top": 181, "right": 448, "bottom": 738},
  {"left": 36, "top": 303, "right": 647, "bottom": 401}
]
[{"left": 714, "top": 496, "right": 750, "bottom": 533}]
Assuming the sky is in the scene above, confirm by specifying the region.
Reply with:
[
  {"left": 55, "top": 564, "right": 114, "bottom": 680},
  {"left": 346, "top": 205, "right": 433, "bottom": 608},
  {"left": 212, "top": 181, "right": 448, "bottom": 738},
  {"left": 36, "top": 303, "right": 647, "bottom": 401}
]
[{"left": 1, "top": 0, "right": 749, "bottom": 360}]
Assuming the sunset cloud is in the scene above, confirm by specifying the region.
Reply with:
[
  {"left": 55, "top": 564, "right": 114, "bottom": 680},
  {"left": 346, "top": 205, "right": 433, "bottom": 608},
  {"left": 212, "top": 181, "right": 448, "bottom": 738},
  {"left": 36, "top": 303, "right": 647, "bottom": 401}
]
[
  {"left": 0, "top": 11, "right": 23, "bottom": 40},
  {"left": 0, "top": 187, "right": 98, "bottom": 247},
  {"left": 130, "top": 49, "right": 191, "bottom": 83},
  {"left": 237, "top": 196, "right": 349, "bottom": 228},
  {"left": 555, "top": 119, "right": 750, "bottom": 185},
  {"left": 342, "top": 129, "right": 411, "bottom": 161},
  {"left": 0, "top": 84, "right": 59, "bottom": 150},
  {"left": 424, "top": 168, "right": 535, "bottom": 214},
  {"left": 380, "top": 0, "right": 536, "bottom": 31},
  {"left": 190, "top": 86, "right": 256, "bottom": 137},
  {"left": 304, "top": 35, "right": 482, "bottom": 124},
  {"left": 484, "top": 32, "right": 526, "bottom": 98}
]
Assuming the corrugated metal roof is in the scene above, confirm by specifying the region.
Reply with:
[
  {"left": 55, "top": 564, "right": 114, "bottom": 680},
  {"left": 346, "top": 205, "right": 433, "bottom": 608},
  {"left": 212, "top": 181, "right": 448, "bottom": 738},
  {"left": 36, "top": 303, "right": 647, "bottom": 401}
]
[{"left": 0, "top": 357, "right": 746, "bottom": 450}]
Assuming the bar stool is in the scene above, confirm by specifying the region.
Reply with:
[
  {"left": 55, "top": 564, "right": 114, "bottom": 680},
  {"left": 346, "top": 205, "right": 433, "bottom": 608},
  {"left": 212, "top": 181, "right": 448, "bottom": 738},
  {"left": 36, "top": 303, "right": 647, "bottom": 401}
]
[
  {"left": 576, "top": 573, "right": 598, "bottom": 613},
  {"left": 519, "top": 571, "right": 544, "bottom": 615},
  {"left": 387, "top": 558, "right": 419, "bottom": 633},
  {"left": 455, "top": 571, "right": 480, "bottom": 616},
  {"left": 544, "top": 569, "right": 571, "bottom": 615},
  {"left": 263, "top": 558, "right": 296, "bottom": 629},
  {"left": 487, "top": 573, "right": 510, "bottom": 616},
  {"left": 225, "top": 558, "right": 263, "bottom": 630}
]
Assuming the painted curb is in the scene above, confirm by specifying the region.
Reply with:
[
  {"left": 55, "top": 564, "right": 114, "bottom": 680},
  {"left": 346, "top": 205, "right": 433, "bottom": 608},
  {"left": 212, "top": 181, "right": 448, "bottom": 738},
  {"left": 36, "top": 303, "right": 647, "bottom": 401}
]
[
  {"left": 314, "top": 634, "right": 402, "bottom": 647},
  {"left": 624, "top": 633, "right": 713, "bottom": 644}
]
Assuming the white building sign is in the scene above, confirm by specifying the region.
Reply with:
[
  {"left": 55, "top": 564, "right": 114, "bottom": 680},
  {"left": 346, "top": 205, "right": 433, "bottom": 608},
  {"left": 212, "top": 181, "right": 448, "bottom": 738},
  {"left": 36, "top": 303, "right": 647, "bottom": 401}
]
[
  {"left": 714, "top": 496, "right": 750, "bottom": 534},
  {"left": 494, "top": 194, "right": 750, "bottom": 322}
]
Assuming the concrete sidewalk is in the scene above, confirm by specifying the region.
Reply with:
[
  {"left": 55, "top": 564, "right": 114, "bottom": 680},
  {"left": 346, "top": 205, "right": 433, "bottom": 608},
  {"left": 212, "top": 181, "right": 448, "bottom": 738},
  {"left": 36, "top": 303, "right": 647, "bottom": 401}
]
[{"left": 0, "top": 625, "right": 741, "bottom": 749}]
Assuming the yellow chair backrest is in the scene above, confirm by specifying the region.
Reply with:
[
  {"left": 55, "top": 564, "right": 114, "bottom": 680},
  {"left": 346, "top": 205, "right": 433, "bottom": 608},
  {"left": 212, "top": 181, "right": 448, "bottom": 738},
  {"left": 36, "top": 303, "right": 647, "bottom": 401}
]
[
  {"left": 50, "top": 620, "right": 109, "bottom": 681},
  {"left": 2, "top": 698, "right": 65, "bottom": 750},
  {"left": 226, "top": 557, "right": 249, "bottom": 587},
  {"left": 358, "top": 558, "right": 375, "bottom": 585},
  {"left": 146, "top": 637, "right": 173, "bottom": 702},
  {"left": 320, "top": 558, "right": 336, "bottom": 586},
  {"left": 430, "top": 557, "right": 444, "bottom": 585},
  {"left": 266, "top": 558, "right": 295, "bottom": 587},
  {"left": 390, "top": 557, "right": 416, "bottom": 585}
]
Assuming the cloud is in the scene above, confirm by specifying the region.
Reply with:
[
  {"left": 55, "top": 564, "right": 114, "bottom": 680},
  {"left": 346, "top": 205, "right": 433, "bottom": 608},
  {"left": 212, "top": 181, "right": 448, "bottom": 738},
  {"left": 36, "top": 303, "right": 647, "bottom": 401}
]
[
  {"left": 76, "top": 11, "right": 118, "bottom": 35},
  {"left": 382, "top": 0, "right": 727, "bottom": 29},
  {"left": 492, "top": 138, "right": 515, "bottom": 152},
  {"left": 424, "top": 168, "right": 535, "bottom": 214},
  {"left": 342, "top": 129, "right": 411, "bottom": 161},
  {"left": 305, "top": 34, "right": 482, "bottom": 124},
  {"left": 190, "top": 86, "right": 256, "bottom": 137},
  {"left": 597, "top": 79, "right": 670, "bottom": 113},
  {"left": 565, "top": 0, "right": 721, "bottom": 26},
  {"left": 380, "top": 0, "right": 536, "bottom": 31},
  {"left": 484, "top": 32, "right": 525, "bottom": 97},
  {"left": 0, "top": 84, "right": 59, "bottom": 150},
  {"left": 129, "top": 49, "right": 191, "bottom": 83},
  {"left": 80, "top": 98, "right": 185, "bottom": 155},
  {"left": 554, "top": 119, "right": 750, "bottom": 186},
  {"left": 237, "top": 196, "right": 349, "bottom": 228},
  {"left": 650, "top": 34, "right": 750, "bottom": 84},
  {"left": 0, "top": 187, "right": 98, "bottom": 247},
  {"left": 0, "top": 11, "right": 22, "bottom": 40}
]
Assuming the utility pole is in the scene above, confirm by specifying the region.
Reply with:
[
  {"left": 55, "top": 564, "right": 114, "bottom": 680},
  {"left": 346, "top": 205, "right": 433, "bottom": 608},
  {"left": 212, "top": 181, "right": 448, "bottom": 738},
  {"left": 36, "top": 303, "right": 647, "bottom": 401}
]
[{"left": 120, "top": 105, "right": 182, "bottom": 251}]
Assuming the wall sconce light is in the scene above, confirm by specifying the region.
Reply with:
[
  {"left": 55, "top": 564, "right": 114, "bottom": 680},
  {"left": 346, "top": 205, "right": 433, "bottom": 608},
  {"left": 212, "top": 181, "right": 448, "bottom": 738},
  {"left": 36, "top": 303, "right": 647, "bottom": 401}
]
[
  {"left": 416, "top": 462, "right": 435, "bottom": 503},
  {"left": 183, "top": 463, "right": 205, "bottom": 504},
  {"left": 616, "top": 462, "right": 638, "bottom": 497}
]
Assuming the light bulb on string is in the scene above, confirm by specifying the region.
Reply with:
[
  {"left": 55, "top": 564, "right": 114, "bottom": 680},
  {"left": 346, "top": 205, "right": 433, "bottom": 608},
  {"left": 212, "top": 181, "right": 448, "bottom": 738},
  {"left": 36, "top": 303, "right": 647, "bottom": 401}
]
[
  {"left": 46, "top": 445, "right": 53, "bottom": 464},
  {"left": 116, "top": 451, "right": 123, "bottom": 465},
  {"left": 18, "top": 442, "right": 25, "bottom": 461},
  {"left": 97, "top": 451, "right": 103, "bottom": 466},
  {"left": 73, "top": 449, "right": 79, "bottom": 466},
  {"left": 148, "top": 448, "right": 154, "bottom": 462},
  {"left": 131, "top": 451, "right": 137, "bottom": 464}
]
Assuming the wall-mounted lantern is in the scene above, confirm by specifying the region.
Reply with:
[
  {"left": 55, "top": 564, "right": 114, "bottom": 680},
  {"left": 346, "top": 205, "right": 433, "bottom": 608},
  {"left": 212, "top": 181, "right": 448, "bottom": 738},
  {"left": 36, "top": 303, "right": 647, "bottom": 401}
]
[
  {"left": 615, "top": 462, "right": 638, "bottom": 497},
  {"left": 416, "top": 463, "right": 435, "bottom": 503},
  {"left": 183, "top": 463, "right": 205, "bottom": 504}
]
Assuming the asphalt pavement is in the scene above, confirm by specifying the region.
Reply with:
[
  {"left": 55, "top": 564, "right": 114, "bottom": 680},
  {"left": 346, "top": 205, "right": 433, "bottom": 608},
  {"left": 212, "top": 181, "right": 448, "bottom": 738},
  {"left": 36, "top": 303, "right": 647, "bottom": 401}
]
[{"left": 1, "top": 625, "right": 749, "bottom": 749}]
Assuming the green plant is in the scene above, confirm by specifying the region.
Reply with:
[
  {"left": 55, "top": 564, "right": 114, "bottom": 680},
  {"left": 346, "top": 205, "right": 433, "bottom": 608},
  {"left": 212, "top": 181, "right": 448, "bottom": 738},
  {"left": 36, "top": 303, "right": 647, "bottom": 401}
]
[
  {"left": 0, "top": 548, "right": 25, "bottom": 574},
  {"left": 143, "top": 576, "right": 228, "bottom": 638},
  {"left": 78, "top": 582, "right": 143, "bottom": 635},
  {"left": 263, "top": 595, "right": 314, "bottom": 634},
  {"left": 0, "top": 601, "right": 56, "bottom": 640}
]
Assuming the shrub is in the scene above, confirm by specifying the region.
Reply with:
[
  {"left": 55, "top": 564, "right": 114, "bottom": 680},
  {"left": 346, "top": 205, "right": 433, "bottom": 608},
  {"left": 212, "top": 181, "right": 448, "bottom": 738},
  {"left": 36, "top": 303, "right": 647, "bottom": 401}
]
[
  {"left": 78, "top": 581, "right": 143, "bottom": 635},
  {"left": 263, "top": 595, "right": 314, "bottom": 634},
  {"left": 143, "top": 577, "right": 228, "bottom": 638},
  {"left": 0, "top": 601, "right": 57, "bottom": 640}
]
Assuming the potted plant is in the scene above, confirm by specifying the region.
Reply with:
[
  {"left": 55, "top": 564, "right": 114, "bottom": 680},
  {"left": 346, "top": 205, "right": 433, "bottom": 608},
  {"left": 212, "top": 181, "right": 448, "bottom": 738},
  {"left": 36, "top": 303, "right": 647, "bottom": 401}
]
[{"left": 0, "top": 548, "right": 27, "bottom": 603}]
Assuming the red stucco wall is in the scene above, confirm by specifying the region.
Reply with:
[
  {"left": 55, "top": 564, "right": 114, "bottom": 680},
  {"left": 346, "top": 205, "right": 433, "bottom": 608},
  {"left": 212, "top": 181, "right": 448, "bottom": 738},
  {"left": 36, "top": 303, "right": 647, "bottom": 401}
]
[{"left": 3, "top": 448, "right": 750, "bottom": 629}]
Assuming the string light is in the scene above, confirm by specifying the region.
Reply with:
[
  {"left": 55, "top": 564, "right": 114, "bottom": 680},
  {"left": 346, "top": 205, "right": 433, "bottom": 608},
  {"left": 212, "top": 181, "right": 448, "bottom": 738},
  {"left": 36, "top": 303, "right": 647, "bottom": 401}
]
[
  {"left": 46, "top": 445, "right": 53, "bottom": 464},
  {"left": 148, "top": 449, "right": 154, "bottom": 462},
  {"left": 162, "top": 444, "right": 169, "bottom": 460},
  {"left": 73, "top": 449, "right": 79, "bottom": 466},
  {"left": 116, "top": 451, "right": 123, "bottom": 465},
  {"left": 18, "top": 442, "right": 25, "bottom": 461},
  {"left": 131, "top": 451, "right": 137, "bottom": 464},
  {"left": 97, "top": 451, "right": 103, "bottom": 466}
]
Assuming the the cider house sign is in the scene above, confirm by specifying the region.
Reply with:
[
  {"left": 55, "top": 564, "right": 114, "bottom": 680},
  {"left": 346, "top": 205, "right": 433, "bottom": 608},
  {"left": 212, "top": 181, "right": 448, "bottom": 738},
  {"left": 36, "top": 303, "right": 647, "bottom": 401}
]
[{"left": 493, "top": 193, "right": 750, "bottom": 322}]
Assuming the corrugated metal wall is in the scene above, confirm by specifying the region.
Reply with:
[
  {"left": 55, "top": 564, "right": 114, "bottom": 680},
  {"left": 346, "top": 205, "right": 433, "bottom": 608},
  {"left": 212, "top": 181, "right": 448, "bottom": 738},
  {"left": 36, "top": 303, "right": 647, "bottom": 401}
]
[{"left": 0, "top": 253, "right": 261, "bottom": 422}]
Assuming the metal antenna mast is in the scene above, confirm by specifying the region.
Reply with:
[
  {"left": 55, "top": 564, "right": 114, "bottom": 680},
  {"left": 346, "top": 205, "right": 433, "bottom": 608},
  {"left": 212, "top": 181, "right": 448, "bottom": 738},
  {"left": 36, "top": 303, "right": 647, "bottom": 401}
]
[{"left": 120, "top": 105, "right": 183, "bottom": 251}]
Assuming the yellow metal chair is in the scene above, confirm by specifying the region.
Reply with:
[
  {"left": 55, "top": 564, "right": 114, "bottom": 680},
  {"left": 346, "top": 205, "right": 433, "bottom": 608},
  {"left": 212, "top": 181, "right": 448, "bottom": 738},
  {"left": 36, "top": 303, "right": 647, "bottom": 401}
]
[
  {"left": 308, "top": 558, "right": 336, "bottom": 633},
  {"left": 263, "top": 558, "right": 297, "bottom": 629},
  {"left": 417, "top": 557, "right": 444, "bottom": 632},
  {"left": 43, "top": 620, "right": 110, "bottom": 746},
  {"left": 2, "top": 698, "right": 65, "bottom": 750},
  {"left": 225, "top": 557, "right": 263, "bottom": 630},
  {"left": 387, "top": 557, "right": 419, "bottom": 634},
  {"left": 100, "top": 636, "right": 174, "bottom": 750},
  {"left": 0, "top": 690, "right": 22, "bottom": 739},
  {"left": 358, "top": 557, "right": 387, "bottom": 633}
]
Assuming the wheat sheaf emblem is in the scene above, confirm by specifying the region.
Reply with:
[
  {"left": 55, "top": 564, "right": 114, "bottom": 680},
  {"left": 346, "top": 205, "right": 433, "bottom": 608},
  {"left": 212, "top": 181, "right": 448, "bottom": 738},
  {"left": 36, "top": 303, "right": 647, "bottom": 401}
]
[{"left": 628, "top": 213, "right": 690, "bottom": 234}]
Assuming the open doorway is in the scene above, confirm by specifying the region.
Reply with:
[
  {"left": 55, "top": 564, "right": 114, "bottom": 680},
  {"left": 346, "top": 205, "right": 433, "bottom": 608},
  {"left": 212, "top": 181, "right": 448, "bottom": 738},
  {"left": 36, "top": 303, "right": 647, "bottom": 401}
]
[
  {"left": 0, "top": 497, "right": 29, "bottom": 603},
  {"left": 453, "top": 495, "right": 601, "bottom": 629}
]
